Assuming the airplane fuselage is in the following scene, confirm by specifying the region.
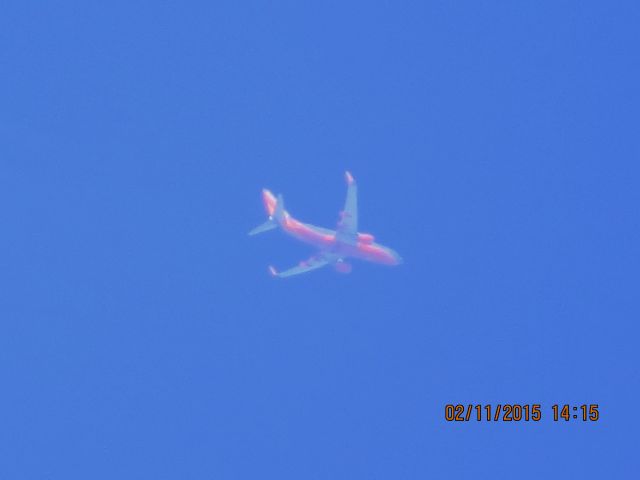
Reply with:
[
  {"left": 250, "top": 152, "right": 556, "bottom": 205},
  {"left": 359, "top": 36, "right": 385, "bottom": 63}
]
[{"left": 280, "top": 214, "right": 402, "bottom": 266}]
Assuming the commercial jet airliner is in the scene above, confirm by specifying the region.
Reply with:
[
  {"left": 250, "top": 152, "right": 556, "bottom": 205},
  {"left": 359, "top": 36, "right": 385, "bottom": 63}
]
[{"left": 249, "top": 171, "right": 402, "bottom": 277}]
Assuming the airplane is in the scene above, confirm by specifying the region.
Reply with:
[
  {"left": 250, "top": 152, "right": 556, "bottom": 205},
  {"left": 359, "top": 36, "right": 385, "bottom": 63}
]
[{"left": 249, "top": 171, "right": 402, "bottom": 278}]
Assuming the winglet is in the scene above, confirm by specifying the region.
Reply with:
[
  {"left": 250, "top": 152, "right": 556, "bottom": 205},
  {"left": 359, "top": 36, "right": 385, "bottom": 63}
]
[
  {"left": 268, "top": 265, "right": 279, "bottom": 277},
  {"left": 345, "top": 171, "right": 355, "bottom": 185}
]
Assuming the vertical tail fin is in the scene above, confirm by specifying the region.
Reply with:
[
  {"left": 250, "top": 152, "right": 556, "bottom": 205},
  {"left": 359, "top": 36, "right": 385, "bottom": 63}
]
[
  {"left": 248, "top": 191, "right": 286, "bottom": 235},
  {"left": 273, "top": 194, "right": 286, "bottom": 222}
]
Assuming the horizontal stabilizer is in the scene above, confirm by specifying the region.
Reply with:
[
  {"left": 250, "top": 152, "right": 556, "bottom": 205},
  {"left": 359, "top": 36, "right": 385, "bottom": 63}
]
[{"left": 248, "top": 218, "right": 277, "bottom": 235}]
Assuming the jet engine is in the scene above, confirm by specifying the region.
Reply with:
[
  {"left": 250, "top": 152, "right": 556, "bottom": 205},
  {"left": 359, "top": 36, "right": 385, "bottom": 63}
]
[
  {"left": 334, "top": 260, "right": 352, "bottom": 274},
  {"left": 357, "top": 233, "right": 375, "bottom": 244}
]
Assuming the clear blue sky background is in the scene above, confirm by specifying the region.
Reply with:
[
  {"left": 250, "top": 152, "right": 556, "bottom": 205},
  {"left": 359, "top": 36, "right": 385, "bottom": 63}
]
[{"left": 1, "top": 1, "right": 638, "bottom": 478}]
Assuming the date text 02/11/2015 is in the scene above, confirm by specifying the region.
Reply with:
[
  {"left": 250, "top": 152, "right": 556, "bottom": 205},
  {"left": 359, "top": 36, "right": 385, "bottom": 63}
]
[{"left": 444, "top": 404, "right": 600, "bottom": 422}]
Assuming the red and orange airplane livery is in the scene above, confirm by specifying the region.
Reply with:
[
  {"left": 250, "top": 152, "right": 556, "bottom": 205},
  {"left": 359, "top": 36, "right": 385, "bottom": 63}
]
[{"left": 249, "top": 171, "right": 402, "bottom": 277}]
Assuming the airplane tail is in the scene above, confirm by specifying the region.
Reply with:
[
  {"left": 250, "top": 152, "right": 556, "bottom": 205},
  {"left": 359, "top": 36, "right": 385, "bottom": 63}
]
[
  {"left": 248, "top": 189, "right": 287, "bottom": 235},
  {"left": 248, "top": 218, "right": 277, "bottom": 235},
  {"left": 273, "top": 194, "right": 286, "bottom": 222}
]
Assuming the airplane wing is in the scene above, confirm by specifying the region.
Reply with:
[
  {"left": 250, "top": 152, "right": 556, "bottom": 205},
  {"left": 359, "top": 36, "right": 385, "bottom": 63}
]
[
  {"left": 335, "top": 171, "right": 358, "bottom": 243},
  {"left": 269, "top": 255, "right": 330, "bottom": 278}
]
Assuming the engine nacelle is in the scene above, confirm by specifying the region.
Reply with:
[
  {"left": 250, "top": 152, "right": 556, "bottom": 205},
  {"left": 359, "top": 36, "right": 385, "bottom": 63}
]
[
  {"left": 334, "top": 261, "right": 352, "bottom": 274},
  {"left": 357, "top": 233, "right": 375, "bottom": 244}
]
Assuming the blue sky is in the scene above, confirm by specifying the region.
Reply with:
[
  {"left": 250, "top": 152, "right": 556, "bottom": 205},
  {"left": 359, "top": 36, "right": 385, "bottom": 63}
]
[{"left": 1, "top": 1, "right": 638, "bottom": 478}]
